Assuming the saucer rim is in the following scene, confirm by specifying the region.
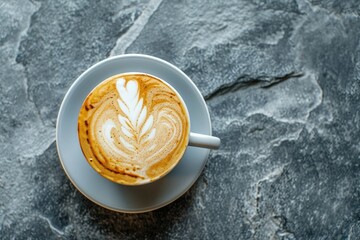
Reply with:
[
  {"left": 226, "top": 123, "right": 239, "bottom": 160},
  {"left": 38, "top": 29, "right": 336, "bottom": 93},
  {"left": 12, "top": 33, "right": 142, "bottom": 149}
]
[{"left": 56, "top": 54, "right": 212, "bottom": 213}]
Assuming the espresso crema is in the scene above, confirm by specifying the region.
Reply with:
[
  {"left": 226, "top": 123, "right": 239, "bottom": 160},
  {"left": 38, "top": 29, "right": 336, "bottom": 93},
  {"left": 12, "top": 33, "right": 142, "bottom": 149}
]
[{"left": 78, "top": 73, "right": 189, "bottom": 185}]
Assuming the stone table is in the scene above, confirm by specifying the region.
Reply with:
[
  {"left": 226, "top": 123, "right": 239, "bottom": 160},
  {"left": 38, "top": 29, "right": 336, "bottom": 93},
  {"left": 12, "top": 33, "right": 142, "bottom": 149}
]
[{"left": 1, "top": 0, "right": 360, "bottom": 239}]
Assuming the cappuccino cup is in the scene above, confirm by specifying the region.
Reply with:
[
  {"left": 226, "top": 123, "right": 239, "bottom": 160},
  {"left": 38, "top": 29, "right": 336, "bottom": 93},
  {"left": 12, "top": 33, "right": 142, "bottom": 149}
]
[{"left": 78, "top": 72, "right": 220, "bottom": 186}]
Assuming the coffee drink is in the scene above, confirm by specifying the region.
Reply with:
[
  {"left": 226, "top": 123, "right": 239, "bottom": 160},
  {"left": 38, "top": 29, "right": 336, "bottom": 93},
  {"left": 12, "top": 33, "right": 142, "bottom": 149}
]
[{"left": 78, "top": 73, "right": 190, "bottom": 185}]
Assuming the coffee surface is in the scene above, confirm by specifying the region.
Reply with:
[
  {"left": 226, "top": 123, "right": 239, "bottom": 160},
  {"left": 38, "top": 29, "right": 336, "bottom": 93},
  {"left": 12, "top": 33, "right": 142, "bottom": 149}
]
[{"left": 78, "top": 73, "right": 189, "bottom": 185}]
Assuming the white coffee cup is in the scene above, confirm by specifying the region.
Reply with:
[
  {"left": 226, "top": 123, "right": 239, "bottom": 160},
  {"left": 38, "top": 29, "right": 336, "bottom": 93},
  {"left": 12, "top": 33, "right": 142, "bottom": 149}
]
[{"left": 78, "top": 71, "right": 220, "bottom": 185}]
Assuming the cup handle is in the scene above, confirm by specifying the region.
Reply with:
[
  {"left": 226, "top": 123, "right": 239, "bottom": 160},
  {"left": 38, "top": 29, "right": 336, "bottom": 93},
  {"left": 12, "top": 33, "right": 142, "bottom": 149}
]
[{"left": 188, "top": 132, "right": 221, "bottom": 149}]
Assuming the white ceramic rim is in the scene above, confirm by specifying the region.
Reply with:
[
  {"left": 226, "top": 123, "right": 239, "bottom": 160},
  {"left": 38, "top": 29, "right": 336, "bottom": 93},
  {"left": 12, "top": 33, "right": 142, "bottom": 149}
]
[{"left": 56, "top": 54, "right": 212, "bottom": 213}]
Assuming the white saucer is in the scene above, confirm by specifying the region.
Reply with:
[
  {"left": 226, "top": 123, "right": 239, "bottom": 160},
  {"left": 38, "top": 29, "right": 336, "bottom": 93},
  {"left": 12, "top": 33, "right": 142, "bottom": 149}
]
[{"left": 56, "top": 54, "right": 212, "bottom": 213}]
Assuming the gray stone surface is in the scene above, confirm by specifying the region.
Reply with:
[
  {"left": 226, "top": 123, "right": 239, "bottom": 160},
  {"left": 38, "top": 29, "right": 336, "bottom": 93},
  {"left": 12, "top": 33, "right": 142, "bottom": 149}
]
[{"left": 1, "top": 0, "right": 360, "bottom": 239}]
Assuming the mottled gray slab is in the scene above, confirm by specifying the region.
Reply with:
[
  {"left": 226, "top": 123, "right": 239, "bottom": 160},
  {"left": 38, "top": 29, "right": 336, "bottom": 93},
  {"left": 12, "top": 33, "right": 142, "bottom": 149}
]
[{"left": 1, "top": 0, "right": 360, "bottom": 239}]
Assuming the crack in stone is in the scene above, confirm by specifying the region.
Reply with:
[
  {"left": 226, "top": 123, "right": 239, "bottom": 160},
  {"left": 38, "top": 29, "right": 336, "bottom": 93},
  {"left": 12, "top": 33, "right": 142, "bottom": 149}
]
[
  {"left": 119, "top": 11, "right": 141, "bottom": 35},
  {"left": 204, "top": 72, "right": 304, "bottom": 101},
  {"left": 110, "top": 0, "right": 164, "bottom": 55},
  {"left": 272, "top": 215, "right": 296, "bottom": 238},
  {"left": 13, "top": 1, "right": 48, "bottom": 127},
  {"left": 32, "top": 100, "right": 47, "bottom": 126},
  {"left": 248, "top": 127, "right": 265, "bottom": 134},
  {"left": 13, "top": 0, "right": 40, "bottom": 101},
  {"left": 251, "top": 164, "right": 289, "bottom": 238},
  {"left": 254, "top": 165, "right": 288, "bottom": 209},
  {"left": 38, "top": 215, "right": 64, "bottom": 236}
]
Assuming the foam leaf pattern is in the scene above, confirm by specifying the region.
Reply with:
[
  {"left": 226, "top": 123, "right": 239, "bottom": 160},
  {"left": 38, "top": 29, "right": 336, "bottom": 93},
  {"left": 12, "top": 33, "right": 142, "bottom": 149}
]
[{"left": 104, "top": 78, "right": 156, "bottom": 152}]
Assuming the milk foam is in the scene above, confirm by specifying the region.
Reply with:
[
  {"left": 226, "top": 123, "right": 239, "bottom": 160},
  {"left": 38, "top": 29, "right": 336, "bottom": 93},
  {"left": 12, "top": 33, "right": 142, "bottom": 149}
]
[
  {"left": 78, "top": 73, "right": 190, "bottom": 185},
  {"left": 102, "top": 119, "right": 129, "bottom": 155}
]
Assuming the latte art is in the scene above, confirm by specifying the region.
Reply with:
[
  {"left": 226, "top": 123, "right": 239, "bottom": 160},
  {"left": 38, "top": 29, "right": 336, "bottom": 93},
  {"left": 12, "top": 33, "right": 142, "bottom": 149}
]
[{"left": 78, "top": 73, "right": 189, "bottom": 185}]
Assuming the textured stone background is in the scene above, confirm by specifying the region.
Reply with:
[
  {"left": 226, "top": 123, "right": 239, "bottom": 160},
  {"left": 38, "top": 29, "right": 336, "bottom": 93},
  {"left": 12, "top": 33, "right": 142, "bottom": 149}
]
[{"left": 1, "top": 0, "right": 360, "bottom": 239}]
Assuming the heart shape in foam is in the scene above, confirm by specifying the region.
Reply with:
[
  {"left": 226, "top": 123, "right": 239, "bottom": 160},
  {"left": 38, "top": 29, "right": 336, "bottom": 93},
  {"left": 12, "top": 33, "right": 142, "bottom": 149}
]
[{"left": 78, "top": 73, "right": 190, "bottom": 185}]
